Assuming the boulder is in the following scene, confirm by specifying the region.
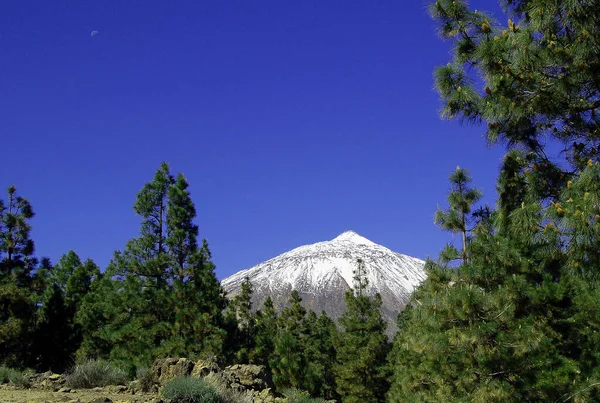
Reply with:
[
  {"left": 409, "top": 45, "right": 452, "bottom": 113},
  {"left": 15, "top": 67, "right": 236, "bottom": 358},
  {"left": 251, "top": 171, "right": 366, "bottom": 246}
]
[
  {"left": 150, "top": 358, "right": 194, "bottom": 384},
  {"left": 32, "top": 372, "right": 66, "bottom": 391},
  {"left": 191, "top": 358, "right": 221, "bottom": 378},
  {"left": 252, "top": 388, "right": 284, "bottom": 403},
  {"left": 223, "top": 364, "right": 274, "bottom": 391}
]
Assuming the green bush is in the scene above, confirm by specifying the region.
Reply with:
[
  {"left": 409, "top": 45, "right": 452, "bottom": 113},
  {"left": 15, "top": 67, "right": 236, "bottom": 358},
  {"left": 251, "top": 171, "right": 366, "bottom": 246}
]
[
  {"left": 65, "top": 359, "right": 128, "bottom": 389},
  {"left": 135, "top": 366, "right": 154, "bottom": 393},
  {"left": 282, "top": 388, "right": 327, "bottom": 403},
  {"left": 203, "top": 374, "right": 252, "bottom": 403},
  {"left": 162, "top": 376, "right": 220, "bottom": 403},
  {"left": 0, "top": 366, "right": 29, "bottom": 388}
]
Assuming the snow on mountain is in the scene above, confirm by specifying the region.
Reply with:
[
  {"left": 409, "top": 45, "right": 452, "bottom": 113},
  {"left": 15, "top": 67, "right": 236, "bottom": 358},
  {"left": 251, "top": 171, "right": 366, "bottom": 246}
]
[{"left": 221, "top": 230, "right": 427, "bottom": 335}]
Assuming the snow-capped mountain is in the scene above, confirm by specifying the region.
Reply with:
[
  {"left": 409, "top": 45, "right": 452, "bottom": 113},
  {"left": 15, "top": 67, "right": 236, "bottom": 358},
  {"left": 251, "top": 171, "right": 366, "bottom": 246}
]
[{"left": 221, "top": 230, "right": 426, "bottom": 334}]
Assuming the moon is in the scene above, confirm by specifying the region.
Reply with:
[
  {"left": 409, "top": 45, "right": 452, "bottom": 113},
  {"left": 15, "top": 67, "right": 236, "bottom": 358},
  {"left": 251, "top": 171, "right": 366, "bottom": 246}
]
[{"left": 91, "top": 30, "right": 99, "bottom": 37}]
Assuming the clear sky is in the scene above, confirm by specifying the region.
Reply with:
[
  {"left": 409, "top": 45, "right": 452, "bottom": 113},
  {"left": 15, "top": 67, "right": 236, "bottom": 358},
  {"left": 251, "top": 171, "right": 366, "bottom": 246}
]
[{"left": 1, "top": 1, "right": 507, "bottom": 279}]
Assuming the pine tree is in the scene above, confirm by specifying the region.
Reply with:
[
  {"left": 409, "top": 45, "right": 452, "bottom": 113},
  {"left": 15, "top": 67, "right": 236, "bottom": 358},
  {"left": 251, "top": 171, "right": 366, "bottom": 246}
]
[
  {"left": 224, "top": 277, "right": 256, "bottom": 364},
  {"left": 33, "top": 283, "right": 73, "bottom": 372},
  {"left": 251, "top": 296, "right": 278, "bottom": 366},
  {"left": 0, "top": 186, "right": 38, "bottom": 367},
  {"left": 65, "top": 258, "right": 100, "bottom": 308},
  {"left": 32, "top": 251, "right": 100, "bottom": 371},
  {"left": 388, "top": 2, "right": 600, "bottom": 400},
  {"left": 334, "top": 259, "right": 390, "bottom": 403},
  {"left": 75, "top": 271, "right": 119, "bottom": 361},
  {"left": 389, "top": 160, "right": 600, "bottom": 401},
  {"left": 77, "top": 163, "right": 226, "bottom": 370},
  {"left": 302, "top": 311, "right": 338, "bottom": 400},
  {"left": 270, "top": 290, "right": 308, "bottom": 390},
  {"left": 165, "top": 174, "right": 227, "bottom": 358},
  {"left": 434, "top": 166, "right": 482, "bottom": 265},
  {"left": 429, "top": 0, "right": 600, "bottom": 182}
]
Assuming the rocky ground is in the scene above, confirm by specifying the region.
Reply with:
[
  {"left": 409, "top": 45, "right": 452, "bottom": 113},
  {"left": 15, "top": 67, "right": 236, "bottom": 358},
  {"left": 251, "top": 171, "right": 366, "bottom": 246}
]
[
  {"left": 0, "top": 358, "right": 288, "bottom": 403},
  {"left": 0, "top": 384, "right": 156, "bottom": 403}
]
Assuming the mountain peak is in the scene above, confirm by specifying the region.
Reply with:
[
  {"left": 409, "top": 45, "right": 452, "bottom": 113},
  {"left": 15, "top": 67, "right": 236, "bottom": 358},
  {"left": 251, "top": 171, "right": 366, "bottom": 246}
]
[
  {"left": 221, "top": 231, "right": 426, "bottom": 337},
  {"left": 332, "top": 230, "right": 376, "bottom": 246}
]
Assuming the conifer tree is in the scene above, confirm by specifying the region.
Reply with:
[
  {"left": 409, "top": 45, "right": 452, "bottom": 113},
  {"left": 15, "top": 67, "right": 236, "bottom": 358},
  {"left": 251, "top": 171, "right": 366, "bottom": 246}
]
[
  {"left": 77, "top": 163, "right": 226, "bottom": 369},
  {"left": 334, "top": 259, "right": 390, "bottom": 403},
  {"left": 429, "top": 0, "right": 600, "bottom": 181},
  {"left": 33, "top": 283, "right": 73, "bottom": 372},
  {"left": 251, "top": 296, "right": 278, "bottom": 366},
  {"left": 225, "top": 277, "right": 256, "bottom": 364},
  {"left": 75, "top": 271, "right": 119, "bottom": 361},
  {"left": 388, "top": 2, "right": 600, "bottom": 399},
  {"left": 0, "top": 186, "right": 38, "bottom": 367},
  {"left": 165, "top": 174, "right": 227, "bottom": 358},
  {"left": 434, "top": 166, "right": 482, "bottom": 264},
  {"left": 302, "top": 311, "right": 338, "bottom": 400},
  {"left": 271, "top": 290, "right": 308, "bottom": 390},
  {"left": 389, "top": 159, "right": 600, "bottom": 401},
  {"left": 32, "top": 251, "right": 100, "bottom": 371}
]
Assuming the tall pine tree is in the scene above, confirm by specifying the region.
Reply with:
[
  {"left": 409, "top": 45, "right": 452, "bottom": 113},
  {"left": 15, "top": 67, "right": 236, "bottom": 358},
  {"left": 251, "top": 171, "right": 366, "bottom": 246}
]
[
  {"left": 334, "top": 259, "right": 390, "bottom": 403},
  {"left": 434, "top": 167, "right": 482, "bottom": 264},
  {"left": 0, "top": 186, "right": 38, "bottom": 367},
  {"left": 77, "top": 163, "right": 226, "bottom": 370},
  {"left": 251, "top": 296, "right": 278, "bottom": 366},
  {"left": 270, "top": 290, "right": 308, "bottom": 391}
]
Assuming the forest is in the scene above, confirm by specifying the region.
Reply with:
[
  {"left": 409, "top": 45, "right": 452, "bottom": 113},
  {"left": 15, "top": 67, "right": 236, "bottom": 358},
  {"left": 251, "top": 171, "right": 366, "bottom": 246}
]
[{"left": 2, "top": 0, "right": 600, "bottom": 402}]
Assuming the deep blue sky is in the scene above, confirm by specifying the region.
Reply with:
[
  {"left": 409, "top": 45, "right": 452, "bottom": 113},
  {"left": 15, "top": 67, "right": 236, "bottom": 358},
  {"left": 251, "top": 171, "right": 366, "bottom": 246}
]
[{"left": 1, "top": 1, "right": 507, "bottom": 279}]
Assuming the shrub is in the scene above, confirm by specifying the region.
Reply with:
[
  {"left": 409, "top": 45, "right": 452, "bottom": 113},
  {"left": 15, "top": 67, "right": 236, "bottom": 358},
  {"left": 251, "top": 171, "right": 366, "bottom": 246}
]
[
  {"left": 282, "top": 388, "right": 327, "bottom": 403},
  {"left": 136, "top": 366, "right": 154, "bottom": 393},
  {"left": 0, "top": 366, "right": 29, "bottom": 388},
  {"left": 162, "top": 376, "right": 220, "bottom": 403},
  {"left": 203, "top": 374, "right": 252, "bottom": 403},
  {"left": 65, "top": 359, "right": 128, "bottom": 389}
]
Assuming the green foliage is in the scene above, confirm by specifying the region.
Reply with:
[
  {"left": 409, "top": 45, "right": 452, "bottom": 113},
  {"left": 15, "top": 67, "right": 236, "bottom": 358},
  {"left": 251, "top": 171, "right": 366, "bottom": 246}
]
[
  {"left": 0, "top": 186, "right": 38, "bottom": 368},
  {"left": 203, "top": 374, "right": 253, "bottom": 403},
  {"left": 0, "top": 365, "right": 29, "bottom": 387},
  {"left": 335, "top": 259, "right": 390, "bottom": 403},
  {"left": 389, "top": 162, "right": 600, "bottom": 401},
  {"left": 64, "top": 359, "right": 128, "bottom": 389},
  {"left": 76, "top": 163, "right": 227, "bottom": 370},
  {"left": 302, "top": 311, "right": 338, "bottom": 400},
  {"left": 225, "top": 277, "right": 256, "bottom": 364},
  {"left": 429, "top": 0, "right": 600, "bottom": 179},
  {"left": 281, "top": 388, "right": 327, "bottom": 403},
  {"left": 387, "top": 1, "right": 600, "bottom": 401},
  {"left": 270, "top": 290, "right": 308, "bottom": 391},
  {"left": 250, "top": 296, "right": 278, "bottom": 366},
  {"left": 434, "top": 166, "right": 482, "bottom": 264},
  {"left": 75, "top": 272, "right": 118, "bottom": 361},
  {"left": 135, "top": 366, "right": 154, "bottom": 393},
  {"left": 162, "top": 376, "right": 220, "bottom": 403},
  {"left": 0, "top": 185, "right": 35, "bottom": 269},
  {"left": 30, "top": 251, "right": 100, "bottom": 372},
  {"left": 32, "top": 283, "right": 74, "bottom": 372}
]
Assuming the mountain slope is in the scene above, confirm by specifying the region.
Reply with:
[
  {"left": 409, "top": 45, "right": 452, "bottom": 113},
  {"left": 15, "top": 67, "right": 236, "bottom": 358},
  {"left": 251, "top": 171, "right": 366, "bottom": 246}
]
[{"left": 221, "top": 231, "right": 426, "bottom": 334}]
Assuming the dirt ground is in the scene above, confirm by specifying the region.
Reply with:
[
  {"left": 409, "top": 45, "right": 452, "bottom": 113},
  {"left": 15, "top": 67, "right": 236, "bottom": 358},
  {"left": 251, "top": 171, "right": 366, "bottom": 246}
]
[{"left": 0, "top": 384, "right": 162, "bottom": 403}]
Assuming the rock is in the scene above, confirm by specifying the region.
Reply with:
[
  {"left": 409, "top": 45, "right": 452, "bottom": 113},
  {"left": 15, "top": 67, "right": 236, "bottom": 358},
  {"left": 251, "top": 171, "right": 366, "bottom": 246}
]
[
  {"left": 191, "top": 358, "right": 221, "bottom": 378},
  {"left": 254, "top": 388, "right": 279, "bottom": 403},
  {"left": 106, "top": 385, "right": 129, "bottom": 393},
  {"left": 58, "top": 387, "right": 72, "bottom": 393},
  {"left": 150, "top": 358, "right": 194, "bottom": 384},
  {"left": 48, "top": 374, "right": 62, "bottom": 381},
  {"left": 223, "top": 364, "right": 274, "bottom": 391}
]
